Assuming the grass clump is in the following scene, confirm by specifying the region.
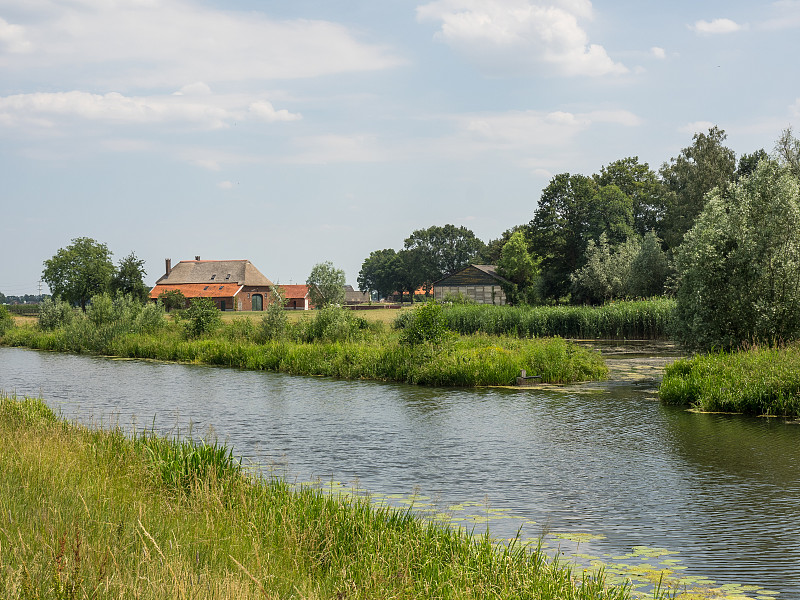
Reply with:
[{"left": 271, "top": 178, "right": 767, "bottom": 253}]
[
  {"left": 659, "top": 343, "right": 800, "bottom": 416},
  {"left": 0, "top": 392, "right": 642, "bottom": 599}
]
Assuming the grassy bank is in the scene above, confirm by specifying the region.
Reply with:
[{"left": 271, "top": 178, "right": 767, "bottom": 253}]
[
  {"left": 1, "top": 303, "right": 607, "bottom": 386},
  {"left": 406, "top": 299, "right": 676, "bottom": 341},
  {"left": 0, "top": 392, "right": 639, "bottom": 599},
  {"left": 659, "top": 344, "right": 800, "bottom": 416}
]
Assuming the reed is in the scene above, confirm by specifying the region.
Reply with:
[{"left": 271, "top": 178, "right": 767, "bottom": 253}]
[
  {"left": 659, "top": 343, "right": 800, "bottom": 416},
  {"left": 404, "top": 299, "right": 676, "bottom": 340},
  {"left": 0, "top": 391, "right": 649, "bottom": 599}
]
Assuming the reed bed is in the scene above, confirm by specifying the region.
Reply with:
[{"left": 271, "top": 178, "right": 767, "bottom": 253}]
[
  {"left": 0, "top": 392, "right": 647, "bottom": 600},
  {"left": 659, "top": 344, "right": 800, "bottom": 416},
  {"left": 1, "top": 316, "right": 607, "bottom": 386},
  {"left": 407, "top": 299, "right": 676, "bottom": 340}
]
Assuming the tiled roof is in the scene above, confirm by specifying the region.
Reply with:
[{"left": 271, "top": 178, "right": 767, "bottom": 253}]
[
  {"left": 277, "top": 284, "right": 310, "bottom": 299},
  {"left": 150, "top": 283, "right": 244, "bottom": 300},
  {"left": 155, "top": 260, "right": 273, "bottom": 287}
]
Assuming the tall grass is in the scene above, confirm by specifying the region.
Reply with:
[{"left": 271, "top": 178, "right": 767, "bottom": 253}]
[
  {"left": 659, "top": 343, "right": 800, "bottom": 416},
  {"left": 1, "top": 310, "right": 607, "bottom": 386},
  {"left": 402, "top": 299, "right": 676, "bottom": 340},
  {"left": 0, "top": 392, "right": 649, "bottom": 599}
]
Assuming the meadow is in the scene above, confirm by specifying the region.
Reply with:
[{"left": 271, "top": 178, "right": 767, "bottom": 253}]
[{"left": 0, "top": 392, "right": 650, "bottom": 599}]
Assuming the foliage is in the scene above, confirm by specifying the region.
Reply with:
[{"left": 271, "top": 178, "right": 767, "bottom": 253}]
[
  {"left": 0, "top": 305, "right": 13, "bottom": 336},
  {"left": 183, "top": 297, "right": 222, "bottom": 338},
  {"left": 306, "top": 261, "right": 346, "bottom": 308},
  {"left": 357, "top": 248, "right": 399, "bottom": 300},
  {"left": 403, "top": 223, "right": 485, "bottom": 285},
  {"left": 497, "top": 230, "right": 540, "bottom": 305},
  {"left": 398, "top": 301, "right": 449, "bottom": 346},
  {"left": 673, "top": 159, "right": 800, "bottom": 350},
  {"left": 594, "top": 156, "right": 666, "bottom": 237},
  {"left": 38, "top": 297, "right": 75, "bottom": 331},
  {"left": 42, "top": 237, "right": 116, "bottom": 310},
  {"left": 258, "top": 287, "right": 288, "bottom": 341},
  {"left": 570, "top": 234, "right": 640, "bottom": 305},
  {"left": 660, "top": 126, "right": 737, "bottom": 250},
  {"left": 774, "top": 126, "right": 800, "bottom": 178},
  {"left": 660, "top": 344, "right": 800, "bottom": 416},
  {"left": 158, "top": 288, "right": 187, "bottom": 312},
  {"left": 393, "top": 248, "right": 427, "bottom": 303},
  {"left": 296, "top": 305, "right": 367, "bottom": 343},
  {"left": 628, "top": 231, "right": 672, "bottom": 298},
  {"left": 111, "top": 251, "right": 149, "bottom": 303}
]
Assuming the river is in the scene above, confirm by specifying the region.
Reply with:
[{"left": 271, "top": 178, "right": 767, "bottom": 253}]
[{"left": 1, "top": 345, "right": 798, "bottom": 597}]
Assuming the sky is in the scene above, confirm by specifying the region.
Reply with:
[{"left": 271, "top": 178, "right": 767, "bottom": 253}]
[{"left": 2, "top": 0, "right": 799, "bottom": 294}]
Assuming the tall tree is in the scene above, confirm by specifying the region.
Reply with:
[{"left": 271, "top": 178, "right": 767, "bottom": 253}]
[
  {"left": 42, "top": 237, "right": 115, "bottom": 310},
  {"left": 358, "top": 249, "right": 399, "bottom": 300},
  {"left": 394, "top": 248, "right": 427, "bottom": 303},
  {"left": 111, "top": 252, "right": 148, "bottom": 303},
  {"left": 496, "top": 230, "right": 540, "bottom": 305},
  {"left": 404, "top": 224, "right": 485, "bottom": 286},
  {"left": 594, "top": 157, "right": 666, "bottom": 236},
  {"left": 774, "top": 126, "right": 800, "bottom": 178},
  {"left": 306, "top": 261, "right": 346, "bottom": 308},
  {"left": 660, "top": 126, "right": 736, "bottom": 250}
]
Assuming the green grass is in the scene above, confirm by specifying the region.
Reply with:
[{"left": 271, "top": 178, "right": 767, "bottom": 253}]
[
  {"left": 0, "top": 392, "right": 646, "bottom": 599},
  {"left": 1, "top": 313, "right": 607, "bottom": 386},
  {"left": 659, "top": 344, "right": 800, "bottom": 416},
  {"left": 410, "top": 299, "right": 676, "bottom": 340}
]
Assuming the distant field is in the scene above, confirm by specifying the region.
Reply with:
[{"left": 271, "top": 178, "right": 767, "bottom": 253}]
[{"left": 220, "top": 305, "right": 413, "bottom": 325}]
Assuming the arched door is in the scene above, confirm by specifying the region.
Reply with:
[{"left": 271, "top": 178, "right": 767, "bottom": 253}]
[{"left": 252, "top": 294, "right": 263, "bottom": 311}]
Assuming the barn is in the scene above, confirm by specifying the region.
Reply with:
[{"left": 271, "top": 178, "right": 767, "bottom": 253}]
[
  {"left": 150, "top": 257, "right": 274, "bottom": 311},
  {"left": 432, "top": 264, "right": 509, "bottom": 305}
]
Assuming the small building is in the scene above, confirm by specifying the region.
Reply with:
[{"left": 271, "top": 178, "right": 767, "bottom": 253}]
[
  {"left": 344, "top": 285, "right": 370, "bottom": 305},
  {"left": 278, "top": 285, "right": 313, "bottom": 310},
  {"left": 433, "top": 264, "right": 509, "bottom": 305},
  {"left": 150, "top": 257, "right": 273, "bottom": 311}
]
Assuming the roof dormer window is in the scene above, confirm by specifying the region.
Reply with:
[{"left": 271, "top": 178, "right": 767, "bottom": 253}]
[
  {"left": 210, "top": 274, "right": 216, "bottom": 280},
  {"left": 225, "top": 274, "right": 231, "bottom": 280}
]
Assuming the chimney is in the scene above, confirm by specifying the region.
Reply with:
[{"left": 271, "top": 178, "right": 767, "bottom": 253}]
[
  {"left": 165, "top": 258, "right": 172, "bottom": 276},
  {"left": 195, "top": 255, "right": 200, "bottom": 261}
]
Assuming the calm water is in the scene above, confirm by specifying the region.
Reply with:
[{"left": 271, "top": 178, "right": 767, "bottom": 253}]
[{"left": 2, "top": 346, "right": 799, "bottom": 596}]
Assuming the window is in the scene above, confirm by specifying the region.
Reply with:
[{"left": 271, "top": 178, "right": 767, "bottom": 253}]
[
  {"left": 218, "top": 286, "right": 223, "bottom": 290},
  {"left": 204, "top": 286, "right": 209, "bottom": 290},
  {"left": 211, "top": 274, "right": 216, "bottom": 280},
  {"left": 225, "top": 274, "right": 231, "bottom": 280}
]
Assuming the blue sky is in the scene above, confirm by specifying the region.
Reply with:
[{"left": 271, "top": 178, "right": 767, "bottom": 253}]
[{"left": 2, "top": 0, "right": 799, "bottom": 294}]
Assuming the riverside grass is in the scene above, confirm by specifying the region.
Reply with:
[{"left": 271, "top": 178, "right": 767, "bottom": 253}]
[
  {"left": 0, "top": 393, "right": 643, "bottom": 600},
  {"left": 1, "top": 319, "right": 607, "bottom": 387},
  {"left": 659, "top": 344, "right": 800, "bottom": 416},
  {"left": 416, "top": 299, "right": 676, "bottom": 340}
]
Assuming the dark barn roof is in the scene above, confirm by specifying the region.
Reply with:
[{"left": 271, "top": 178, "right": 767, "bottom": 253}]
[{"left": 433, "top": 264, "right": 510, "bottom": 287}]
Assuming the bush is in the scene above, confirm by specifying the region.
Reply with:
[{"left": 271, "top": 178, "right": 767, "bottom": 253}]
[
  {"left": 38, "top": 298, "right": 75, "bottom": 331},
  {"left": 134, "top": 301, "right": 167, "bottom": 334},
  {"left": 399, "top": 301, "right": 449, "bottom": 345},
  {"left": 258, "top": 290, "right": 289, "bottom": 342},
  {"left": 158, "top": 289, "right": 187, "bottom": 312},
  {"left": 183, "top": 298, "right": 222, "bottom": 338},
  {"left": 297, "top": 306, "right": 367, "bottom": 343},
  {"left": 0, "top": 305, "right": 13, "bottom": 336}
]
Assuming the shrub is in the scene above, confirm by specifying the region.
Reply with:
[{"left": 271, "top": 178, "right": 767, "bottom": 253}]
[
  {"left": 297, "top": 306, "right": 367, "bottom": 343},
  {"left": 158, "top": 289, "right": 187, "bottom": 312},
  {"left": 183, "top": 298, "right": 222, "bottom": 338},
  {"left": 0, "top": 305, "right": 13, "bottom": 336},
  {"left": 258, "top": 289, "right": 289, "bottom": 342},
  {"left": 134, "top": 301, "right": 166, "bottom": 334},
  {"left": 399, "top": 301, "right": 449, "bottom": 346},
  {"left": 38, "top": 298, "right": 75, "bottom": 331}
]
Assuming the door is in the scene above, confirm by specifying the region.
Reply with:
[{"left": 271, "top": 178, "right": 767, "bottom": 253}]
[{"left": 252, "top": 294, "right": 263, "bottom": 311}]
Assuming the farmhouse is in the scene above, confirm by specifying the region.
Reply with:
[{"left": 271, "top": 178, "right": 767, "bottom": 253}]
[
  {"left": 278, "top": 284, "right": 313, "bottom": 310},
  {"left": 433, "top": 264, "right": 509, "bottom": 305},
  {"left": 150, "top": 257, "right": 273, "bottom": 311}
]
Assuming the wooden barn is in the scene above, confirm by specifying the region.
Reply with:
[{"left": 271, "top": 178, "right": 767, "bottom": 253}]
[
  {"left": 432, "top": 264, "right": 509, "bottom": 305},
  {"left": 150, "top": 257, "right": 273, "bottom": 311}
]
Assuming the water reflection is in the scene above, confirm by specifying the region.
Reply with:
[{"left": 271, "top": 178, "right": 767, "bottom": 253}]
[{"left": 1, "top": 346, "right": 799, "bottom": 596}]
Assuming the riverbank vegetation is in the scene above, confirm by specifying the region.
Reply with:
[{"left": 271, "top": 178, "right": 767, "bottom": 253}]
[
  {"left": 660, "top": 344, "right": 800, "bottom": 416},
  {"left": 0, "top": 392, "right": 647, "bottom": 599},
  {"left": 0, "top": 296, "right": 607, "bottom": 386}
]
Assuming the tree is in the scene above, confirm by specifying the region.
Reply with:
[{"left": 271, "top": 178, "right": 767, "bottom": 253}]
[
  {"left": 774, "top": 126, "right": 800, "bottom": 178},
  {"left": 111, "top": 252, "right": 149, "bottom": 303},
  {"left": 394, "top": 248, "right": 428, "bottom": 303},
  {"left": 307, "top": 261, "right": 346, "bottom": 308},
  {"left": 358, "top": 249, "right": 399, "bottom": 300},
  {"left": 158, "top": 289, "right": 187, "bottom": 312},
  {"left": 673, "top": 159, "right": 800, "bottom": 350},
  {"left": 183, "top": 297, "right": 222, "bottom": 338},
  {"left": 496, "top": 230, "right": 540, "bottom": 305},
  {"left": 595, "top": 157, "right": 666, "bottom": 237},
  {"left": 570, "top": 233, "right": 640, "bottom": 305},
  {"left": 404, "top": 224, "right": 486, "bottom": 287},
  {"left": 660, "top": 126, "right": 736, "bottom": 250},
  {"left": 628, "top": 231, "right": 671, "bottom": 298},
  {"left": 42, "top": 237, "right": 115, "bottom": 310}
]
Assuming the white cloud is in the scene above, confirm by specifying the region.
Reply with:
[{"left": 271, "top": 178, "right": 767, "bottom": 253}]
[
  {"left": 681, "top": 120, "right": 716, "bottom": 134},
  {"left": 651, "top": 46, "right": 666, "bottom": 59},
  {"left": 249, "top": 101, "right": 302, "bottom": 123},
  {"left": 173, "top": 82, "right": 212, "bottom": 96},
  {"left": 218, "top": 181, "right": 234, "bottom": 190},
  {"left": 690, "top": 18, "right": 746, "bottom": 34},
  {"left": 0, "top": 17, "right": 32, "bottom": 53},
  {"left": 416, "top": 0, "right": 627, "bottom": 77},
  {"left": 1, "top": 0, "right": 404, "bottom": 87},
  {"left": 0, "top": 90, "right": 302, "bottom": 131}
]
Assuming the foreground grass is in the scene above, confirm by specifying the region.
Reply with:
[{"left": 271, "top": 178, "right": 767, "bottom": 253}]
[
  {"left": 659, "top": 344, "right": 800, "bottom": 416},
  {"left": 1, "top": 323, "right": 607, "bottom": 387},
  {"left": 0, "top": 392, "right": 635, "bottom": 600}
]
